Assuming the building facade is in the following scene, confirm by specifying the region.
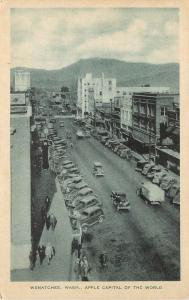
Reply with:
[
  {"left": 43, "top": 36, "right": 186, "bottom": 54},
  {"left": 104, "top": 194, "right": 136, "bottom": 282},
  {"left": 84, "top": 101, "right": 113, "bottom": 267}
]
[
  {"left": 132, "top": 92, "right": 178, "bottom": 154},
  {"left": 11, "top": 93, "right": 32, "bottom": 270},
  {"left": 77, "top": 73, "right": 116, "bottom": 118},
  {"left": 120, "top": 87, "right": 170, "bottom": 140},
  {"left": 14, "top": 70, "right": 31, "bottom": 92}
]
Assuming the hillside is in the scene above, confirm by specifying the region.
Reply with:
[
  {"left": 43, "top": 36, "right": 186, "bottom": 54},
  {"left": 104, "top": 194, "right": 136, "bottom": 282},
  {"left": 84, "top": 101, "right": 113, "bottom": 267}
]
[{"left": 10, "top": 58, "right": 179, "bottom": 92}]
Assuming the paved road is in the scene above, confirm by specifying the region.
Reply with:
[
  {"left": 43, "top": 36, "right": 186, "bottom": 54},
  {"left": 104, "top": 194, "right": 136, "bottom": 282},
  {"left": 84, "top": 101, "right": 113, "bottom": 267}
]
[{"left": 56, "top": 118, "right": 180, "bottom": 281}]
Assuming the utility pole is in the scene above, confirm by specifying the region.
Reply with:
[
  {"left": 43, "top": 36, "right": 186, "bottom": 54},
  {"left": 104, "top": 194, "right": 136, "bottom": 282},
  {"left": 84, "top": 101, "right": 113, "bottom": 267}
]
[
  {"left": 110, "top": 99, "right": 113, "bottom": 137},
  {"left": 94, "top": 94, "right": 96, "bottom": 133}
]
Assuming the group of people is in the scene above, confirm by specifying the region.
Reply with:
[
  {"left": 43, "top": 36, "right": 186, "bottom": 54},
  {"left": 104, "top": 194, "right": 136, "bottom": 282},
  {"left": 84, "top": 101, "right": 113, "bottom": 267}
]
[
  {"left": 29, "top": 242, "right": 56, "bottom": 270},
  {"left": 74, "top": 255, "right": 91, "bottom": 281},
  {"left": 30, "top": 195, "right": 57, "bottom": 270}
]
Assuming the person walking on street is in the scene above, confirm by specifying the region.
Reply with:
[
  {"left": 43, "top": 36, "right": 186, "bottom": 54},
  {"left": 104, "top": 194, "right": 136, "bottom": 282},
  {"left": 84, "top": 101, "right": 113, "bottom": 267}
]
[
  {"left": 29, "top": 250, "right": 37, "bottom": 271},
  {"left": 80, "top": 256, "right": 91, "bottom": 281},
  {"left": 49, "top": 213, "right": 57, "bottom": 231},
  {"left": 45, "top": 242, "right": 54, "bottom": 265},
  {"left": 38, "top": 245, "right": 46, "bottom": 265},
  {"left": 41, "top": 206, "right": 46, "bottom": 224},
  {"left": 45, "top": 196, "right": 50, "bottom": 212}
]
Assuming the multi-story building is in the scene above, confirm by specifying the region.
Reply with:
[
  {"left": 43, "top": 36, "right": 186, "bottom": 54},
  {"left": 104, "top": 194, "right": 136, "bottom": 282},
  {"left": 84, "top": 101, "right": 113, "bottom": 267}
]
[
  {"left": 11, "top": 92, "right": 32, "bottom": 270},
  {"left": 14, "top": 70, "right": 30, "bottom": 92},
  {"left": 120, "top": 87, "right": 170, "bottom": 141},
  {"left": 77, "top": 73, "right": 116, "bottom": 118},
  {"left": 131, "top": 92, "right": 178, "bottom": 154}
]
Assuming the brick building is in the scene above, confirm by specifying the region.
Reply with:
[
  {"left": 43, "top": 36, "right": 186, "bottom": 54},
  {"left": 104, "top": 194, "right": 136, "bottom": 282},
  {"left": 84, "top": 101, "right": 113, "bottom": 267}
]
[{"left": 131, "top": 92, "right": 178, "bottom": 154}]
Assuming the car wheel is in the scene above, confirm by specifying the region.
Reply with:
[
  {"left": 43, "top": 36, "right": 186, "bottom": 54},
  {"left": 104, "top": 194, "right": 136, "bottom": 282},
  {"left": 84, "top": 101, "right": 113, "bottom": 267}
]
[{"left": 98, "top": 216, "right": 104, "bottom": 223}]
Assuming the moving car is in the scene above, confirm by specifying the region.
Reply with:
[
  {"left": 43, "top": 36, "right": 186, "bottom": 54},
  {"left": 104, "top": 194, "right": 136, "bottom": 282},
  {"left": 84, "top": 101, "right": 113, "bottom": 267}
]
[
  {"left": 76, "top": 130, "right": 85, "bottom": 138},
  {"left": 93, "top": 162, "right": 104, "bottom": 177},
  {"left": 136, "top": 182, "right": 165, "bottom": 205},
  {"left": 111, "top": 192, "right": 131, "bottom": 211}
]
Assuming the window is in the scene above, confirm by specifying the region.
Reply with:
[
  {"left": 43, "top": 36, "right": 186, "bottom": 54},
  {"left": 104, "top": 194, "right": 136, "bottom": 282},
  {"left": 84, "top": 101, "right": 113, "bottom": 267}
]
[
  {"left": 133, "top": 103, "right": 139, "bottom": 113},
  {"left": 108, "top": 80, "right": 112, "bottom": 85},
  {"left": 109, "top": 87, "right": 112, "bottom": 91},
  {"left": 140, "top": 103, "right": 146, "bottom": 114},
  {"left": 99, "top": 91, "right": 102, "bottom": 96},
  {"left": 123, "top": 92, "right": 126, "bottom": 95},
  {"left": 161, "top": 106, "right": 167, "bottom": 116}
]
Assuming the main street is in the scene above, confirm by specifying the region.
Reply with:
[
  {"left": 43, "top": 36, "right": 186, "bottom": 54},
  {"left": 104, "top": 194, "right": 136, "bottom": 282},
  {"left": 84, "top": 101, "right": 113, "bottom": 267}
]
[{"left": 55, "top": 117, "right": 180, "bottom": 281}]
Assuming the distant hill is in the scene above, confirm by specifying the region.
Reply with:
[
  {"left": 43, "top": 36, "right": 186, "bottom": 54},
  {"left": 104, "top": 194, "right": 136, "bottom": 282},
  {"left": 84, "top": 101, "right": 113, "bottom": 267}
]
[{"left": 11, "top": 58, "right": 179, "bottom": 93}]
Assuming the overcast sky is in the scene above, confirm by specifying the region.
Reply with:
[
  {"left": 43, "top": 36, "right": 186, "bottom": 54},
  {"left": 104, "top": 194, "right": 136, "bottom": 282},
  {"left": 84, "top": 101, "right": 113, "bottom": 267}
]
[{"left": 11, "top": 8, "right": 179, "bottom": 70}]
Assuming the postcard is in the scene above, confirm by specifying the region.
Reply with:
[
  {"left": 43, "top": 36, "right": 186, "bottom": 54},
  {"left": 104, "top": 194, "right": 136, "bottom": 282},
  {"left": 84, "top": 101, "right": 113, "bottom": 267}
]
[{"left": 0, "top": 0, "right": 189, "bottom": 299}]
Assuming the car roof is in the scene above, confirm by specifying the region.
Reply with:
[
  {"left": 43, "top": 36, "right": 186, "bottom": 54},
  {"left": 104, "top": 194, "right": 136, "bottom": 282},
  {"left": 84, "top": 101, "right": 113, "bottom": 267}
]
[
  {"left": 78, "top": 187, "right": 93, "bottom": 195},
  {"left": 62, "top": 160, "right": 73, "bottom": 165},
  {"left": 79, "top": 195, "right": 97, "bottom": 203},
  {"left": 94, "top": 162, "right": 102, "bottom": 167},
  {"left": 75, "top": 181, "right": 88, "bottom": 188},
  {"left": 112, "top": 191, "right": 126, "bottom": 197},
  {"left": 81, "top": 205, "right": 102, "bottom": 214}
]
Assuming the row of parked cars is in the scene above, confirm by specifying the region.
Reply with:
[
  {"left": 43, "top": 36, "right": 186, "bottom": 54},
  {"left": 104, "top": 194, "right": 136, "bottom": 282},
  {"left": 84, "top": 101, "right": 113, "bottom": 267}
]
[
  {"left": 57, "top": 159, "right": 105, "bottom": 233},
  {"left": 135, "top": 160, "right": 180, "bottom": 205},
  {"left": 48, "top": 126, "right": 105, "bottom": 234}
]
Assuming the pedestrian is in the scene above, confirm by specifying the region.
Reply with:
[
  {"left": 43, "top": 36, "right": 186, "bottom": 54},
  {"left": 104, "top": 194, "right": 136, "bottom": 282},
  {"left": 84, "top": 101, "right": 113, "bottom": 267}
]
[
  {"left": 49, "top": 213, "right": 57, "bottom": 231},
  {"left": 45, "top": 242, "right": 54, "bottom": 265},
  {"left": 46, "top": 214, "right": 51, "bottom": 230},
  {"left": 70, "top": 142, "right": 73, "bottom": 149},
  {"left": 38, "top": 244, "right": 46, "bottom": 265},
  {"left": 74, "top": 258, "right": 80, "bottom": 280},
  {"left": 41, "top": 205, "right": 47, "bottom": 224},
  {"left": 29, "top": 250, "right": 34, "bottom": 270},
  {"left": 45, "top": 196, "right": 50, "bottom": 211},
  {"left": 29, "top": 250, "right": 37, "bottom": 271},
  {"left": 80, "top": 256, "right": 91, "bottom": 281}
]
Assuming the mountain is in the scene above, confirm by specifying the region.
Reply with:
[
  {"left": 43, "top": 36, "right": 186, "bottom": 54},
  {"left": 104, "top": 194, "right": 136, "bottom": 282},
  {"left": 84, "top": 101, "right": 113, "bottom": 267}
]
[{"left": 10, "top": 58, "right": 179, "bottom": 92}]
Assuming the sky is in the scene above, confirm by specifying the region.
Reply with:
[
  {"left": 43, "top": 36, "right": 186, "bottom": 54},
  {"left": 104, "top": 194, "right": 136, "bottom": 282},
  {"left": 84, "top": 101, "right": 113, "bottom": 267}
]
[{"left": 11, "top": 8, "right": 179, "bottom": 70}]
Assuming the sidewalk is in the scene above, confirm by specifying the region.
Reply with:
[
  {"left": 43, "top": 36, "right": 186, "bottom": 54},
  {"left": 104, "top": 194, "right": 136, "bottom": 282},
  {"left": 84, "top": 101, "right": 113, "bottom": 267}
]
[{"left": 11, "top": 176, "right": 73, "bottom": 281}]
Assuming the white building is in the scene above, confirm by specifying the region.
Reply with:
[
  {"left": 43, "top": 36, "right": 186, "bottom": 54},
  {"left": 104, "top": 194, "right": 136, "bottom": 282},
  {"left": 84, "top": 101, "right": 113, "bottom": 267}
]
[
  {"left": 120, "top": 87, "right": 170, "bottom": 136},
  {"left": 14, "top": 70, "right": 31, "bottom": 92},
  {"left": 77, "top": 73, "right": 116, "bottom": 118}
]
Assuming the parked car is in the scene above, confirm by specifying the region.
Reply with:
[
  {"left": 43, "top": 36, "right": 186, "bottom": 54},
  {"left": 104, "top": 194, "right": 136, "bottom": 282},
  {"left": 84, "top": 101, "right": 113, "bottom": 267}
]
[
  {"left": 160, "top": 176, "right": 177, "bottom": 192},
  {"left": 92, "top": 162, "right": 104, "bottom": 177},
  {"left": 78, "top": 187, "right": 93, "bottom": 197},
  {"left": 146, "top": 165, "right": 162, "bottom": 180},
  {"left": 167, "top": 184, "right": 180, "bottom": 205},
  {"left": 84, "top": 130, "right": 91, "bottom": 138},
  {"left": 101, "top": 136, "right": 110, "bottom": 145},
  {"left": 136, "top": 182, "right": 165, "bottom": 205},
  {"left": 62, "top": 160, "right": 73, "bottom": 166},
  {"left": 64, "top": 163, "right": 75, "bottom": 169},
  {"left": 74, "top": 205, "right": 105, "bottom": 232},
  {"left": 72, "top": 181, "right": 88, "bottom": 190},
  {"left": 152, "top": 171, "right": 168, "bottom": 185},
  {"left": 50, "top": 118, "right": 56, "bottom": 123},
  {"left": 72, "top": 195, "right": 102, "bottom": 212},
  {"left": 135, "top": 160, "right": 148, "bottom": 172},
  {"left": 142, "top": 162, "right": 155, "bottom": 176},
  {"left": 119, "top": 148, "right": 132, "bottom": 159},
  {"left": 115, "top": 144, "right": 125, "bottom": 154}
]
